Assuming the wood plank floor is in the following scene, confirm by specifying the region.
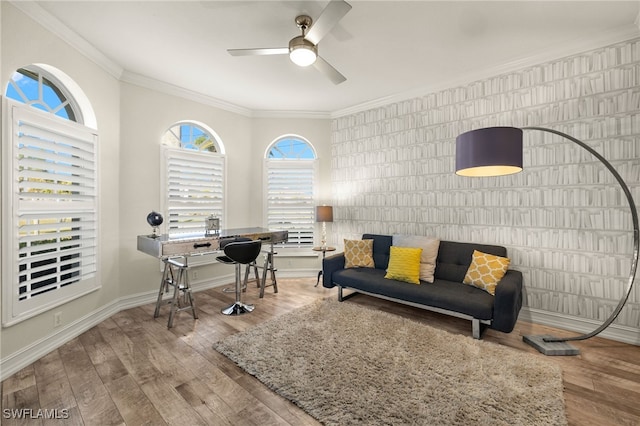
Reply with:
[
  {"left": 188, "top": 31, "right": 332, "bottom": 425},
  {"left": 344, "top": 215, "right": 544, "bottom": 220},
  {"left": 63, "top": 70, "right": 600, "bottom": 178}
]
[{"left": 2, "top": 277, "right": 639, "bottom": 425}]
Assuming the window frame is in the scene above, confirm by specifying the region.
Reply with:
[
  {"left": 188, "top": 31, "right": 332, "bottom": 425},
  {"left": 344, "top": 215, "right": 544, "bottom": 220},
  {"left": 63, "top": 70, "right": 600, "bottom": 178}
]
[
  {"left": 2, "top": 99, "right": 100, "bottom": 326},
  {"left": 264, "top": 136, "right": 318, "bottom": 250},
  {"left": 160, "top": 122, "right": 226, "bottom": 245},
  {"left": 6, "top": 65, "right": 84, "bottom": 124}
]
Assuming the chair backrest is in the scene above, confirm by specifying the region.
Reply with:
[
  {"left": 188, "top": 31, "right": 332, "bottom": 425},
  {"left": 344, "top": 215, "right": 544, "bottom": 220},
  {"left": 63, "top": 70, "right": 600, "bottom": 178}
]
[
  {"left": 223, "top": 240, "right": 262, "bottom": 264},
  {"left": 219, "top": 236, "right": 251, "bottom": 249}
]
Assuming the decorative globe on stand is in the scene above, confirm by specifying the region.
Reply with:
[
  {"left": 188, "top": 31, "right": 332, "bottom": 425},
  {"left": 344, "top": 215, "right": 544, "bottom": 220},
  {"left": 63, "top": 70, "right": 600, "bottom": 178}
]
[{"left": 147, "top": 211, "right": 163, "bottom": 238}]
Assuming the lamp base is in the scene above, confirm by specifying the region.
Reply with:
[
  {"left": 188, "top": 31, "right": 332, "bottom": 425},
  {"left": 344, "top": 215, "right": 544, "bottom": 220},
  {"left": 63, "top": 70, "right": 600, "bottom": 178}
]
[{"left": 523, "top": 334, "right": 580, "bottom": 356}]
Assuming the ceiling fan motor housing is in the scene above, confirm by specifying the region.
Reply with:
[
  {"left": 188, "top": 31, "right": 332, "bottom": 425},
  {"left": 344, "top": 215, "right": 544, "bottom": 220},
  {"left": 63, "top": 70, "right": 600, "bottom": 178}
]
[{"left": 289, "top": 36, "right": 317, "bottom": 66}]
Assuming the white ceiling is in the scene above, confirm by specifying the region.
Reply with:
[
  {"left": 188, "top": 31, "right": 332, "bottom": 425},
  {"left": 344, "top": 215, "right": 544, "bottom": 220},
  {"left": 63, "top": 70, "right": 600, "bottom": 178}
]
[{"left": 19, "top": 1, "right": 640, "bottom": 116}]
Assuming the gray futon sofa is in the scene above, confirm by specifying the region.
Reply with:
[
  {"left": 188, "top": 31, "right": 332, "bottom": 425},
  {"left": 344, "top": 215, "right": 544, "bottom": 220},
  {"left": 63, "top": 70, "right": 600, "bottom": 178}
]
[{"left": 322, "top": 234, "right": 523, "bottom": 338}]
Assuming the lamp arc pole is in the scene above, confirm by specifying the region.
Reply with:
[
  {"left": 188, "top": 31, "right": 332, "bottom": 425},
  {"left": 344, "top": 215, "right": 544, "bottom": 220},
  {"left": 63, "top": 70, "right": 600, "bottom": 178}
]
[{"left": 523, "top": 126, "right": 639, "bottom": 343}]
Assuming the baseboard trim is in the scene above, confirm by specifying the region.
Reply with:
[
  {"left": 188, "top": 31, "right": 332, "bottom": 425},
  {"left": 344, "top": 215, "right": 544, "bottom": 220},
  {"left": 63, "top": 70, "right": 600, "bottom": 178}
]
[
  {"left": 0, "top": 298, "right": 122, "bottom": 382},
  {"left": 0, "top": 270, "right": 317, "bottom": 381},
  {"left": 519, "top": 307, "right": 640, "bottom": 346},
  {"left": 0, "top": 278, "right": 229, "bottom": 382}
]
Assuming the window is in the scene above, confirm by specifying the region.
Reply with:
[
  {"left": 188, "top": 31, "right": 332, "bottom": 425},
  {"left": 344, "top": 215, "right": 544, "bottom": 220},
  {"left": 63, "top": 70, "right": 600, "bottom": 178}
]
[
  {"left": 161, "top": 122, "right": 225, "bottom": 236},
  {"left": 264, "top": 136, "right": 318, "bottom": 248},
  {"left": 6, "top": 66, "right": 81, "bottom": 122},
  {"left": 3, "top": 65, "right": 98, "bottom": 326}
]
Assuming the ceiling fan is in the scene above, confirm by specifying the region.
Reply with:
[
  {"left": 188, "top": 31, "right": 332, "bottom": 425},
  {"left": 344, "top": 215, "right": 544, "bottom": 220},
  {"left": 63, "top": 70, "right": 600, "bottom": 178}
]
[{"left": 227, "top": 0, "right": 351, "bottom": 85}]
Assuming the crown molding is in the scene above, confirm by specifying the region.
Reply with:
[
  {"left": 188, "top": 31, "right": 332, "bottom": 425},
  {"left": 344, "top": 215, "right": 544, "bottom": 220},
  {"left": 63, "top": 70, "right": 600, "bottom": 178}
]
[
  {"left": 252, "top": 109, "right": 331, "bottom": 119},
  {"left": 10, "top": 0, "right": 123, "bottom": 79},
  {"left": 121, "top": 71, "right": 330, "bottom": 119},
  {"left": 331, "top": 25, "right": 640, "bottom": 119},
  {"left": 120, "top": 71, "right": 254, "bottom": 117}
]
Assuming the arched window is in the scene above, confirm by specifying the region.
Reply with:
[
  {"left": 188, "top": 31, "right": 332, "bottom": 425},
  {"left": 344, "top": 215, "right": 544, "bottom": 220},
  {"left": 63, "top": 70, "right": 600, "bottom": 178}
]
[
  {"left": 3, "top": 65, "right": 99, "bottom": 325},
  {"left": 6, "top": 66, "right": 82, "bottom": 123},
  {"left": 264, "top": 136, "right": 318, "bottom": 247},
  {"left": 162, "top": 122, "right": 221, "bottom": 153},
  {"left": 268, "top": 137, "right": 315, "bottom": 159},
  {"left": 161, "top": 121, "right": 225, "bottom": 235}
]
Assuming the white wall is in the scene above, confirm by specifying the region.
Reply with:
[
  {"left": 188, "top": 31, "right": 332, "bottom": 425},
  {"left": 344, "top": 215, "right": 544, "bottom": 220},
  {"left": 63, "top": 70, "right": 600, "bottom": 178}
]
[
  {"left": 118, "top": 82, "right": 255, "bottom": 297},
  {"left": 1, "top": 3, "right": 121, "bottom": 360}
]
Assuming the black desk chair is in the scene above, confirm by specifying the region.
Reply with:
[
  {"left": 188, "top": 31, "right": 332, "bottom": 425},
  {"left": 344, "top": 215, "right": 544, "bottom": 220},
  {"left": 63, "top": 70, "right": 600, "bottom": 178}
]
[
  {"left": 220, "top": 237, "right": 261, "bottom": 293},
  {"left": 217, "top": 239, "right": 263, "bottom": 315}
]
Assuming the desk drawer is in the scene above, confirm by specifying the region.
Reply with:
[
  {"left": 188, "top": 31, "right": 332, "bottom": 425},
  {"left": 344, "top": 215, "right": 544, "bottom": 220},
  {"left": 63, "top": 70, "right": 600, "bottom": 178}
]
[{"left": 162, "top": 238, "right": 220, "bottom": 257}]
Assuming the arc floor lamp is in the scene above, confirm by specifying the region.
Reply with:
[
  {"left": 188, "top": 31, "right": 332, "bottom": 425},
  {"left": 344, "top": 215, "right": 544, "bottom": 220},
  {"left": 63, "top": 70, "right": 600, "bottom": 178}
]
[{"left": 456, "top": 126, "right": 639, "bottom": 356}]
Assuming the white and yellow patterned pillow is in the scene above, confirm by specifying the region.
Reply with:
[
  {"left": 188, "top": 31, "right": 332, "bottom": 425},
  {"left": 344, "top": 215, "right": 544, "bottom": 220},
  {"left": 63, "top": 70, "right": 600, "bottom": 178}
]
[
  {"left": 463, "top": 250, "right": 510, "bottom": 296},
  {"left": 344, "top": 239, "right": 375, "bottom": 269},
  {"left": 385, "top": 246, "right": 423, "bottom": 284}
]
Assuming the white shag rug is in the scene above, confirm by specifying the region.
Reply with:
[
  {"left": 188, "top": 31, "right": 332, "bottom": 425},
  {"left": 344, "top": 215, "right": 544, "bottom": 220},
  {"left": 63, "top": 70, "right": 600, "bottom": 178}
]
[{"left": 213, "top": 298, "right": 567, "bottom": 426}]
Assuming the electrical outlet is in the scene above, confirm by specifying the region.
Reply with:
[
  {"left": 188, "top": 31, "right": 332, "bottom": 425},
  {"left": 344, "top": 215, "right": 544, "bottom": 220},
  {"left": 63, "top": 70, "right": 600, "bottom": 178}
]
[
  {"left": 192, "top": 270, "right": 199, "bottom": 280},
  {"left": 53, "top": 312, "right": 62, "bottom": 328}
]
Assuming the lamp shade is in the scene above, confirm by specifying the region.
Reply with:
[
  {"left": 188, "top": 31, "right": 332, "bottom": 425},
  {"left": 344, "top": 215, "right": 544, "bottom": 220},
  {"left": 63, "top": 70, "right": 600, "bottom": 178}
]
[
  {"left": 316, "top": 205, "right": 333, "bottom": 222},
  {"left": 455, "top": 127, "right": 523, "bottom": 177}
]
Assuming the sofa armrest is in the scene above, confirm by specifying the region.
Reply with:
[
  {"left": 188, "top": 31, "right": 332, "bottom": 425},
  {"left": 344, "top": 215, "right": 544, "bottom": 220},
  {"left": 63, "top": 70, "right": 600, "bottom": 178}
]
[
  {"left": 322, "top": 253, "right": 345, "bottom": 288},
  {"left": 491, "top": 269, "right": 523, "bottom": 333}
]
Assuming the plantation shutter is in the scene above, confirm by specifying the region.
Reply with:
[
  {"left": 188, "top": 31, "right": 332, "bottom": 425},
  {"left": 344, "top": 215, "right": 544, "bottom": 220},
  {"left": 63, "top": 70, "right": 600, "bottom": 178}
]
[
  {"left": 162, "top": 146, "right": 224, "bottom": 235},
  {"left": 265, "top": 160, "right": 317, "bottom": 247},
  {"left": 5, "top": 102, "right": 99, "bottom": 324}
]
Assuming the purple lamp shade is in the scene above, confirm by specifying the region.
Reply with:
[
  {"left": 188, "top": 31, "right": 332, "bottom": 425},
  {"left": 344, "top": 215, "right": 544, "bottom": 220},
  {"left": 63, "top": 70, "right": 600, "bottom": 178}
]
[{"left": 455, "top": 127, "right": 524, "bottom": 177}]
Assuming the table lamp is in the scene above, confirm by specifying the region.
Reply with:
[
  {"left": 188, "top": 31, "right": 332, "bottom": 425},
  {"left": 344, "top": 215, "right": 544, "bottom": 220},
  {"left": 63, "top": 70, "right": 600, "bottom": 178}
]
[{"left": 316, "top": 205, "right": 334, "bottom": 249}]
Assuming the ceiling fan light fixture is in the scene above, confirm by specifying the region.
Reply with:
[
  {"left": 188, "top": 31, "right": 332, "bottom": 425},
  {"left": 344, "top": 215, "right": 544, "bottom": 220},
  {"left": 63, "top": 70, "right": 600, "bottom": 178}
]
[{"left": 289, "top": 36, "right": 317, "bottom": 67}]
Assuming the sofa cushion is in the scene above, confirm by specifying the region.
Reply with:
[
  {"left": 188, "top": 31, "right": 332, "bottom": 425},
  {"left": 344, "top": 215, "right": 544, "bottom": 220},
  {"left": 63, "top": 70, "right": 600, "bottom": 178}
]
[
  {"left": 362, "top": 234, "right": 393, "bottom": 270},
  {"left": 463, "top": 250, "right": 511, "bottom": 295},
  {"left": 393, "top": 235, "right": 440, "bottom": 283},
  {"left": 435, "top": 241, "right": 508, "bottom": 283},
  {"left": 332, "top": 268, "right": 495, "bottom": 320},
  {"left": 344, "top": 239, "right": 375, "bottom": 268},
  {"left": 384, "top": 246, "right": 422, "bottom": 284}
]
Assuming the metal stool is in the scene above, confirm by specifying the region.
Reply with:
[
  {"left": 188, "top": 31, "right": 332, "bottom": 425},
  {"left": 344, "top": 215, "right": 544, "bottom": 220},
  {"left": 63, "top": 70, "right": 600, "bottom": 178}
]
[
  {"left": 259, "top": 243, "right": 279, "bottom": 298},
  {"left": 154, "top": 257, "right": 198, "bottom": 328},
  {"left": 217, "top": 240, "right": 263, "bottom": 315}
]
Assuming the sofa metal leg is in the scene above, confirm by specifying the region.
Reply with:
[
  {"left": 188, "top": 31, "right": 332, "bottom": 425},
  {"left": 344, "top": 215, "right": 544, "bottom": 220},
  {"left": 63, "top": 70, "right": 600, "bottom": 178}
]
[
  {"left": 338, "top": 286, "right": 358, "bottom": 302},
  {"left": 472, "top": 319, "right": 481, "bottom": 339},
  {"left": 471, "top": 320, "right": 490, "bottom": 339}
]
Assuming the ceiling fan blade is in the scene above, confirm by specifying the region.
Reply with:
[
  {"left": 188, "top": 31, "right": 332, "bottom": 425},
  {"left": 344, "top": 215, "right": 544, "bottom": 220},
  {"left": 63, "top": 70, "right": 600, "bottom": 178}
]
[
  {"left": 313, "top": 56, "right": 346, "bottom": 85},
  {"left": 227, "top": 47, "right": 289, "bottom": 56},
  {"left": 305, "top": 0, "right": 352, "bottom": 45}
]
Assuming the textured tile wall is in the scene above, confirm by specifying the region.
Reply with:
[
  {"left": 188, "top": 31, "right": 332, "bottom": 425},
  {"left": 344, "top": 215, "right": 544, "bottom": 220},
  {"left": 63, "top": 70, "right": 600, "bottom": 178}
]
[{"left": 330, "top": 38, "right": 640, "bottom": 330}]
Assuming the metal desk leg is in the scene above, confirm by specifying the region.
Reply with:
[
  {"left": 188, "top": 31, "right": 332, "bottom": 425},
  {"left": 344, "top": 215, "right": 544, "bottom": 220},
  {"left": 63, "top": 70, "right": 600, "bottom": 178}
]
[
  {"left": 155, "top": 260, "right": 173, "bottom": 318},
  {"left": 157, "top": 256, "right": 198, "bottom": 328},
  {"left": 259, "top": 243, "right": 278, "bottom": 298}
]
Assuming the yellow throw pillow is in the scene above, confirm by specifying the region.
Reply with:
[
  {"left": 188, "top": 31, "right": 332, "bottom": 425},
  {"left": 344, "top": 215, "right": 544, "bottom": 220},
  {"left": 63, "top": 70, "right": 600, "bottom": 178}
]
[
  {"left": 344, "top": 239, "right": 375, "bottom": 268},
  {"left": 393, "top": 235, "right": 440, "bottom": 283},
  {"left": 384, "top": 246, "right": 423, "bottom": 285},
  {"left": 463, "top": 250, "right": 510, "bottom": 295}
]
